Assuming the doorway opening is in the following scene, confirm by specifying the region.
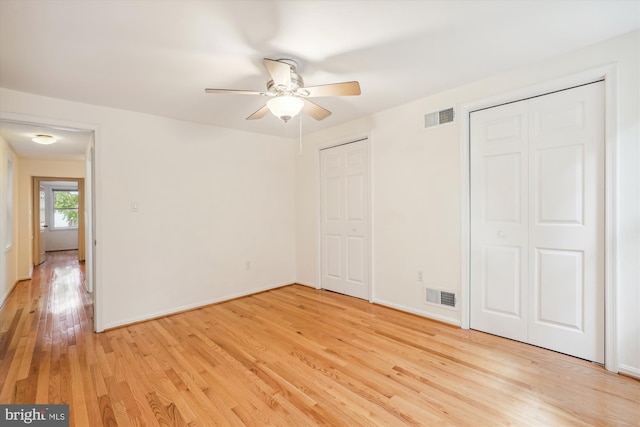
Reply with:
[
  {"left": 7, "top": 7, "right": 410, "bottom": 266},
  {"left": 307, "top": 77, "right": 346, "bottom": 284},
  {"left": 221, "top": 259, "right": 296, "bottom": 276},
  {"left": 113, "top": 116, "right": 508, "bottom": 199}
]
[
  {"left": 0, "top": 116, "right": 98, "bottom": 332},
  {"left": 33, "top": 177, "right": 85, "bottom": 265}
]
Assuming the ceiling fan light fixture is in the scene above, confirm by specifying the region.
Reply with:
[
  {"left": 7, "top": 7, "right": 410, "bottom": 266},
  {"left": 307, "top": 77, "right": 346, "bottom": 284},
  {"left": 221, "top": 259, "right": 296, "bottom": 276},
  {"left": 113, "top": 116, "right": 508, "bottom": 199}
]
[
  {"left": 32, "top": 134, "right": 58, "bottom": 145},
  {"left": 205, "top": 58, "right": 360, "bottom": 122},
  {"left": 267, "top": 95, "right": 304, "bottom": 123}
]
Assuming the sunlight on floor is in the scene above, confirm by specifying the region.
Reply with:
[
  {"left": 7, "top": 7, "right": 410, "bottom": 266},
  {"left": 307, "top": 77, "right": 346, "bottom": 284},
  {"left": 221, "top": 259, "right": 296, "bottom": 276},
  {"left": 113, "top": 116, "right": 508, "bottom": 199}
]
[{"left": 51, "top": 264, "right": 82, "bottom": 315}]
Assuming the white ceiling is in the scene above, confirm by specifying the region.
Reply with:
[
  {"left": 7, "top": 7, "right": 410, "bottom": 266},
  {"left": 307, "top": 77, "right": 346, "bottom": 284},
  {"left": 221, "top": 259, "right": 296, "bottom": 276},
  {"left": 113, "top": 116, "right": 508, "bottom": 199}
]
[
  {"left": 0, "top": 121, "right": 91, "bottom": 161},
  {"left": 0, "top": 0, "right": 638, "bottom": 158}
]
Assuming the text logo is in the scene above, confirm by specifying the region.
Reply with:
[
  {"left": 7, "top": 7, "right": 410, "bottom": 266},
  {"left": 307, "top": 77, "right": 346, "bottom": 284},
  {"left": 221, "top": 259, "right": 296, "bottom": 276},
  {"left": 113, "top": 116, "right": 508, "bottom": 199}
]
[{"left": 1, "top": 405, "right": 69, "bottom": 426}]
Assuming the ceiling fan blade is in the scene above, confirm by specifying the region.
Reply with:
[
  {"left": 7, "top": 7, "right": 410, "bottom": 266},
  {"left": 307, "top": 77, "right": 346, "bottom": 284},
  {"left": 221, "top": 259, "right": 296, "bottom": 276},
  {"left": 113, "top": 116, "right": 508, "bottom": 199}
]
[
  {"left": 304, "top": 81, "right": 361, "bottom": 97},
  {"left": 302, "top": 99, "right": 332, "bottom": 121},
  {"left": 205, "top": 88, "right": 264, "bottom": 95},
  {"left": 246, "top": 105, "right": 269, "bottom": 120},
  {"left": 263, "top": 59, "right": 291, "bottom": 89}
]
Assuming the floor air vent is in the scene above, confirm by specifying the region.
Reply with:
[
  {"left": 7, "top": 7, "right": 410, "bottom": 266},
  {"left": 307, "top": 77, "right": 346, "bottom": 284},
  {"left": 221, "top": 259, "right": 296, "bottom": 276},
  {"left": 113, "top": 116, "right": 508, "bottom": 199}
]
[
  {"left": 425, "top": 288, "right": 456, "bottom": 308},
  {"left": 424, "top": 107, "right": 455, "bottom": 129}
]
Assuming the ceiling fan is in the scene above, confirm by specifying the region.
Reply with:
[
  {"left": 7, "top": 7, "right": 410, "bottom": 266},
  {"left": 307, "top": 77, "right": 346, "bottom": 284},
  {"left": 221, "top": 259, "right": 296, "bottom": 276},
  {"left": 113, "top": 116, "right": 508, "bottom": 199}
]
[{"left": 205, "top": 58, "right": 361, "bottom": 123}]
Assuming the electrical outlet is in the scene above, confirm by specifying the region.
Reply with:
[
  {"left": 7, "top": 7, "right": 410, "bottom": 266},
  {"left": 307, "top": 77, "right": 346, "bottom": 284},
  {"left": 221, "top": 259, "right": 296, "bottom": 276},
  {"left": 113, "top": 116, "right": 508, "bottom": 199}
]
[
  {"left": 246, "top": 261, "right": 251, "bottom": 270},
  {"left": 417, "top": 269, "right": 423, "bottom": 282}
]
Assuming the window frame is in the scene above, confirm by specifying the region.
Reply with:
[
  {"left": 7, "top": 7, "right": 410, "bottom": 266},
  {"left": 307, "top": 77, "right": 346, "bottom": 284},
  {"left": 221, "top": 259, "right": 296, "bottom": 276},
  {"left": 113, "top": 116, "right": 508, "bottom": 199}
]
[{"left": 51, "top": 188, "right": 79, "bottom": 231}]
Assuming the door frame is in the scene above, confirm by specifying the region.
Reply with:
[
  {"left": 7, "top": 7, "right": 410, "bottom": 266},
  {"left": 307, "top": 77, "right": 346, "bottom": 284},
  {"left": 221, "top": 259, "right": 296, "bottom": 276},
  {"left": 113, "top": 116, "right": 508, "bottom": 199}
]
[
  {"left": 33, "top": 177, "right": 85, "bottom": 263},
  {"left": 459, "top": 64, "right": 619, "bottom": 372},
  {"left": 0, "top": 112, "right": 102, "bottom": 333},
  {"left": 316, "top": 134, "right": 373, "bottom": 302}
]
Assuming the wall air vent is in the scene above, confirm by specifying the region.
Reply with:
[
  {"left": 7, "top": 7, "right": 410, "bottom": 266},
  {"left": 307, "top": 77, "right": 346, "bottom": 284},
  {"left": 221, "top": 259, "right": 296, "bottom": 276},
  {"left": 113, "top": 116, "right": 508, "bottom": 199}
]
[
  {"left": 425, "top": 288, "right": 456, "bottom": 308},
  {"left": 424, "top": 107, "right": 455, "bottom": 129},
  {"left": 440, "top": 291, "right": 456, "bottom": 307}
]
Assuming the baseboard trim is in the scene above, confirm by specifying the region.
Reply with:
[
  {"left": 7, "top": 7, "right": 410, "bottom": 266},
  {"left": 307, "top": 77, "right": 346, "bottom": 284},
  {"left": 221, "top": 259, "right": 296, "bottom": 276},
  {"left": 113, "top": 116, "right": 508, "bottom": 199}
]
[
  {"left": 618, "top": 364, "right": 640, "bottom": 380},
  {"left": 103, "top": 281, "right": 294, "bottom": 331},
  {"left": 372, "top": 298, "right": 461, "bottom": 327},
  {"left": 293, "top": 281, "right": 317, "bottom": 288}
]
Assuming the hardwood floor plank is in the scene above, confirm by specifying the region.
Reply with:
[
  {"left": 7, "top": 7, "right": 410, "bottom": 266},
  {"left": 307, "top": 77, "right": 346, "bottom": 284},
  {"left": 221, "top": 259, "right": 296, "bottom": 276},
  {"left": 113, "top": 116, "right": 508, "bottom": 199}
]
[
  {"left": 82, "top": 363, "right": 105, "bottom": 427},
  {"left": 34, "top": 348, "right": 51, "bottom": 403},
  {"left": 1, "top": 251, "right": 639, "bottom": 426},
  {"left": 0, "top": 308, "right": 23, "bottom": 367},
  {"left": 69, "top": 346, "right": 90, "bottom": 427},
  {"left": 98, "top": 393, "right": 118, "bottom": 427},
  {"left": 0, "top": 331, "right": 28, "bottom": 402}
]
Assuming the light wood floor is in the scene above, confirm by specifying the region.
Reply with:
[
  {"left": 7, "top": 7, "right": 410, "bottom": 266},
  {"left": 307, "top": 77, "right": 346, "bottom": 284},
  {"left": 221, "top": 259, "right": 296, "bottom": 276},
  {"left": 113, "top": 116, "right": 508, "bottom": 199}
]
[{"left": 1, "top": 251, "right": 638, "bottom": 426}]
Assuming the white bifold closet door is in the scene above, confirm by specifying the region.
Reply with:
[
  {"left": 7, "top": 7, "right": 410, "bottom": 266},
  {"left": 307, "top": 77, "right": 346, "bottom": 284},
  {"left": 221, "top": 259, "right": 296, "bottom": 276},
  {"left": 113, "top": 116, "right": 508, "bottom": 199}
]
[
  {"left": 470, "top": 82, "right": 605, "bottom": 363},
  {"left": 320, "top": 139, "right": 369, "bottom": 300}
]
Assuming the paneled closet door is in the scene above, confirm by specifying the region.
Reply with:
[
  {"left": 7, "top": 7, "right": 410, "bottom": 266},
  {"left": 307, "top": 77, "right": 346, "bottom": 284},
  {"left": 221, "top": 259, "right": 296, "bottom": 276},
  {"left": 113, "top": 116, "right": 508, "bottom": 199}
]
[
  {"left": 526, "top": 83, "right": 605, "bottom": 363},
  {"left": 470, "top": 82, "right": 605, "bottom": 363},
  {"left": 320, "top": 139, "right": 370, "bottom": 300},
  {"left": 470, "top": 100, "right": 530, "bottom": 343}
]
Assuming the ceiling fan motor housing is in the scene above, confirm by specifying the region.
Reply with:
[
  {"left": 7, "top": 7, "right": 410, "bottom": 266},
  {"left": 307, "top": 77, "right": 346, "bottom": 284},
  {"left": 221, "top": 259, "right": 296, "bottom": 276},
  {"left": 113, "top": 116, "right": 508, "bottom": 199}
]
[{"left": 266, "top": 59, "right": 308, "bottom": 96}]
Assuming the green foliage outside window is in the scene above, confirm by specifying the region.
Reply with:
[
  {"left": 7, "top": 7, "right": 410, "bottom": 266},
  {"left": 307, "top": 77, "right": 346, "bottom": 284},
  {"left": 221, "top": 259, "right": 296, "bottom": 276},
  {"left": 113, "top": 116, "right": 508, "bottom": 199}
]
[{"left": 54, "top": 190, "right": 78, "bottom": 228}]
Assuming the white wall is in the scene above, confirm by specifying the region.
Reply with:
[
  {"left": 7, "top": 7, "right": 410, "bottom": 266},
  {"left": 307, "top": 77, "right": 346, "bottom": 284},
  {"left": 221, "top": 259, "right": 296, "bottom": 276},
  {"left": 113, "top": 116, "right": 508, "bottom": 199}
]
[
  {"left": 0, "top": 136, "right": 19, "bottom": 307},
  {"left": 0, "top": 92, "right": 296, "bottom": 330},
  {"left": 295, "top": 30, "right": 639, "bottom": 375}
]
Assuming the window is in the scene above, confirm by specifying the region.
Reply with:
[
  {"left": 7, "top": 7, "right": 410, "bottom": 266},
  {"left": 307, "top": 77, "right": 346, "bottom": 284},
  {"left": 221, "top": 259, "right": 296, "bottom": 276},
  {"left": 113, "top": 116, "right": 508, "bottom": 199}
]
[
  {"left": 5, "top": 156, "right": 13, "bottom": 250},
  {"left": 52, "top": 189, "right": 79, "bottom": 229}
]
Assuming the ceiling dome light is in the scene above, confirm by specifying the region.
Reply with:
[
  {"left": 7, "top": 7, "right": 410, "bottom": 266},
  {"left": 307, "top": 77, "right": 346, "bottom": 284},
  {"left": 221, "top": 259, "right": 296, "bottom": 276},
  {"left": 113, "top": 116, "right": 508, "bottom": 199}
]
[
  {"left": 266, "top": 96, "right": 304, "bottom": 123},
  {"left": 32, "top": 134, "right": 58, "bottom": 145}
]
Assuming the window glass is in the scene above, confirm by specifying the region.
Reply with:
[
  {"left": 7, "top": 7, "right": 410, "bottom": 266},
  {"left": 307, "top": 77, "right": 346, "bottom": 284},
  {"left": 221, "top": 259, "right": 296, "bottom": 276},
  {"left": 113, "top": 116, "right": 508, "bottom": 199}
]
[{"left": 53, "top": 190, "right": 79, "bottom": 229}]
